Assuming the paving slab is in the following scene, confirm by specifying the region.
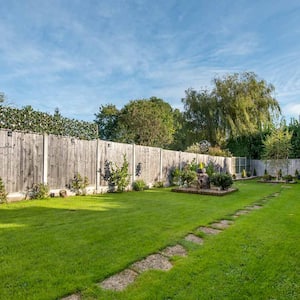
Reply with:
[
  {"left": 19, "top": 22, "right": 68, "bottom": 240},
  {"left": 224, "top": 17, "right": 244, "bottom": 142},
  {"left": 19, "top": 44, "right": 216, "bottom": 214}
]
[
  {"left": 131, "top": 254, "right": 173, "bottom": 273},
  {"left": 184, "top": 234, "right": 204, "bottom": 244},
  {"left": 161, "top": 244, "right": 187, "bottom": 257},
  {"left": 211, "top": 220, "right": 233, "bottom": 229},
  {"left": 99, "top": 269, "right": 138, "bottom": 291},
  {"left": 197, "top": 226, "right": 221, "bottom": 235},
  {"left": 61, "top": 294, "right": 81, "bottom": 300}
]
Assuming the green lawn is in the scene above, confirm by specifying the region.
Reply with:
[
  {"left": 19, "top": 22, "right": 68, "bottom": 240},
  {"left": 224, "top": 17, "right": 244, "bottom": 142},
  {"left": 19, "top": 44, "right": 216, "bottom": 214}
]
[{"left": 0, "top": 181, "right": 299, "bottom": 299}]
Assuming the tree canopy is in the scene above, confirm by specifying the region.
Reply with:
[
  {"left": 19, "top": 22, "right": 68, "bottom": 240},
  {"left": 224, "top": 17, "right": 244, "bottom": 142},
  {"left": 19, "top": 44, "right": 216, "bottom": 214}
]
[
  {"left": 182, "top": 72, "right": 281, "bottom": 147},
  {"left": 95, "top": 97, "right": 176, "bottom": 148}
]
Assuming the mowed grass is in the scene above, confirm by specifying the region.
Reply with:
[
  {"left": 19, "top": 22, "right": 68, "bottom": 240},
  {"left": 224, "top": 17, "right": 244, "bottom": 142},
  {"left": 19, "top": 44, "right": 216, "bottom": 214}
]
[{"left": 0, "top": 181, "right": 299, "bottom": 299}]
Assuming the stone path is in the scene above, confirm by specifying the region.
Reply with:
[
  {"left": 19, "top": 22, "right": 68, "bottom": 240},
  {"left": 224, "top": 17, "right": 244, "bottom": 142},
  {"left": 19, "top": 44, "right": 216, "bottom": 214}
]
[{"left": 61, "top": 200, "right": 274, "bottom": 299}]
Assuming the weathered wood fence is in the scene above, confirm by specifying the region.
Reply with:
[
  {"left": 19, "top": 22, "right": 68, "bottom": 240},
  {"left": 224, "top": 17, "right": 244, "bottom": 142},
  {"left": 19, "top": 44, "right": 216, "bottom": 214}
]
[
  {"left": 3, "top": 129, "right": 298, "bottom": 198},
  {"left": 0, "top": 129, "right": 235, "bottom": 195}
]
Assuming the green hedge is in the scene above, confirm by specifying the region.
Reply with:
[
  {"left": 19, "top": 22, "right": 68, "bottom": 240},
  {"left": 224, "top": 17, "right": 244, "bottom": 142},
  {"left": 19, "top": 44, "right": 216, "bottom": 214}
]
[{"left": 0, "top": 105, "right": 97, "bottom": 140}]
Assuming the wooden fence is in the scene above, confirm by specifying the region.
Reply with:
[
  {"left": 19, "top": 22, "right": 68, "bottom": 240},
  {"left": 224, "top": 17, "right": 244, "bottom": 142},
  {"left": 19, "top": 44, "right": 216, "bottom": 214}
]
[{"left": 0, "top": 129, "right": 236, "bottom": 196}]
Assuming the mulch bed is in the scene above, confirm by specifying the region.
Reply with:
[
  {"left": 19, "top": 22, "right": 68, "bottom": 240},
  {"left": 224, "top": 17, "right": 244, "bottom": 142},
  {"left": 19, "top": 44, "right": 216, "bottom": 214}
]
[{"left": 171, "top": 187, "right": 238, "bottom": 196}]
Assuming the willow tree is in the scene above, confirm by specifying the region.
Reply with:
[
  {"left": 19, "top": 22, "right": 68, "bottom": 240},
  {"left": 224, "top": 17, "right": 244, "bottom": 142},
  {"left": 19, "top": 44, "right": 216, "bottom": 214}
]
[{"left": 182, "top": 72, "right": 281, "bottom": 147}]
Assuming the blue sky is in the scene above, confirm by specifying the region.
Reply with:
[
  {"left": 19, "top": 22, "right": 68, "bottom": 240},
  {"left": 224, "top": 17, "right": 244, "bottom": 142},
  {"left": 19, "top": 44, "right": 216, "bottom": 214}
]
[{"left": 1, "top": 0, "right": 300, "bottom": 122}]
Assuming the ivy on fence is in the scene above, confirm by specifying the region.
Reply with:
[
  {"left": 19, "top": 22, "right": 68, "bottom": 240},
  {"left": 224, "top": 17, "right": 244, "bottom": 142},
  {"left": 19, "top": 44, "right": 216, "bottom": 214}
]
[{"left": 0, "top": 105, "right": 98, "bottom": 140}]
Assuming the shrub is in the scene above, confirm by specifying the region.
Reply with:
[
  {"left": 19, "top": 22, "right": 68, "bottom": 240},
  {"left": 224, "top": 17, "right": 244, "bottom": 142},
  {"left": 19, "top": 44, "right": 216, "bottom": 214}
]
[
  {"left": 71, "top": 173, "right": 89, "bottom": 195},
  {"left": 283, "top": 174, "right": 293, "bottom": 182},
  {"left": 170, "top": 167, "right": 181, "bottom": 186},
  {"left": 253, "top": 168, "right": 257, "bottom": 176},
  {"left": 262, "top": 174, "right": 273, "bottom": 181},
  {"left": 205, "top": 161, "right": 216, "bottom": 177},
  {"left": 106, "top": 154, "right": 130, "bottom": 192},
  {"left": 0, "top": 177, "right": 8, "bottom": 204},
  {"left": 242, "top": 169, "right": 247, "bottom": 178},
  {"left": 181, "top": 167, "right": 197, "bottom": 187},
  {"left": 210, "top": 173, "right": 233, "bottom": 190},
  {"left": 132, "top": 180, "right": 147, "bottom": 191},
  {"left": 153, "top": 181, "right": 164, "bottom": 188},
  {"left": 27, "top": 183, "right": 49, "bottom": 199}
]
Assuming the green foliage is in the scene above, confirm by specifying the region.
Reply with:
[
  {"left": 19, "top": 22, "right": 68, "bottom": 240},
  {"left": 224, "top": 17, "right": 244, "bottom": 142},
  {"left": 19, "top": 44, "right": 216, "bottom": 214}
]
[
  {"left": 106, "top": 154, "right": 130, "bottom": 192},
  {"left": 71, "top": 173, "right": 89, "bottom": 195},
  {"left": 27, "top": 183, "right": 49, "bottom": 199},
  {"left": 180, "top": 168, "right": 197, "bottom": 187},
  {"left": 118, "top": 97, "right": 176, "bottom": 147},
  {"left": 283, "top": 174, "right": 293, "bottom": 182},
  {"left": 170, "top": 161, "right": 198, "bottom": 187},
  {"left": 170, "top": 167, "right": 181, "bottom": 186},
  {"left": 242, "top": 169, "right": 247, "bottom": 178},
  {"left": 132, "top": 179, "right": 148, "bottom": 191},
  {"left": 182, "top": 72, "right": 280, "bottom": 147},
  {"left": 263, "top": 126, "right": 292, "bottom": 178},
  {"left": 186, "top": 143, "right": 232, "bottom": 157},
  {"left": 0, "top": 105, "right": 97, "bottom": 139},
  {"left": 205, "top": 161, "right": 216, "bottom": 177},
  {"left": 288, "top": 118, "right": 300, "bottom": 158},
  {"left": 0, "top": 92, "right": 5, "bottom": 103},
  {"left": 94, "top": 104, "right": 120, "bottom": 140},
  {"left": 210, "top": 173, "right": 233, "bottom": 190},
  {"left": 153, "top": 181, "right": 164, "bottom": 188},
  {"left": 226, "top": 130, "right": 271, "bottom": 159},
  {"left": 0, "top": 177, "right": 7, "bottom": 203}
]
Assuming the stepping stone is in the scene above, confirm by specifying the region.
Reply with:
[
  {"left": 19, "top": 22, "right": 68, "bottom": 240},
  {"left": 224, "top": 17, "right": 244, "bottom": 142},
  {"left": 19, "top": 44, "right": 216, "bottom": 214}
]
[
  {"left": 131, "top": 254, "right": 173, "bottom": 273},
  {"left": 99, "top": 269, "right": 138, "bottom": 291},
  {"left": 211, "top": 220, "right": 233, "bottom": 229},
  {"left": 246, "top": 205, "right": 262, "bottom": 210},
  {"left": 234, "top": 210, "right": 250, "bottom": 217},
  {"left": 197, "top": 226, "right": 221, "bottom": 235},
  {"left": 184, "top": 234, "right": 204, "bottom": 244},
  {"left": 161, "top": 244, "right": 187, "bottom": 257},
  {"left": 61, "top": 294, "right": 81, "bottom": 300}
]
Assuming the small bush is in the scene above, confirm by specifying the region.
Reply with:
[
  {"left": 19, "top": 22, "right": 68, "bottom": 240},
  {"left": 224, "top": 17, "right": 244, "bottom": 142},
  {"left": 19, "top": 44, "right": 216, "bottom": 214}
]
[
  {"left": 0, "top": 177, "right": 8, "bottom": 204},
  {"left": 242, "top": 169, "right": 247, "bottom": 178},
  {"left": 262, "top": 174, "right": 273, "bottom": 181},
  {"left": 181, "top": 168, "right": 197, "bottom": 187},
  {"left": 283, "top": 174, "right": 293, "bottom": 182},
  {"left": 153, "top": 181, "right": 164, "bottom": 188},
  {"left": 132, "top": 180, "right": 147, "bottom": 191},
  {"left": 27, "top": 183, "right": 49, "bottom": 199},
  {"left": 210, "top": 173, "right": 233, "bottom": 190},
  {"left": 71, "top": 173, "right": 89, "bottom": 195}
]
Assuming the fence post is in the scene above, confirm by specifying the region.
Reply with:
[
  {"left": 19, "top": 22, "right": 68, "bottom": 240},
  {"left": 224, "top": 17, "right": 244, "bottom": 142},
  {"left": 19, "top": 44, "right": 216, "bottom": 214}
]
[
  {"left": 43, "top": 133, "right": 48, "bottom": 185},
  {"left": 159, "top": 148, "right": 163, "bottom": 181},
  {"left": 132, "top": 143, "right": 135, "bottom": 185},
  {"left": 96, "top": 139, "right": 101, "bottom": 192}
]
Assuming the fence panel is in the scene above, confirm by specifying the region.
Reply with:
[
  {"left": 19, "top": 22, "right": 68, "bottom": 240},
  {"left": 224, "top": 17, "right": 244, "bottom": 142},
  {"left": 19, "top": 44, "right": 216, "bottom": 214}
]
[{"left": 0, "top": 130, "right": 43, "bottom": 193}]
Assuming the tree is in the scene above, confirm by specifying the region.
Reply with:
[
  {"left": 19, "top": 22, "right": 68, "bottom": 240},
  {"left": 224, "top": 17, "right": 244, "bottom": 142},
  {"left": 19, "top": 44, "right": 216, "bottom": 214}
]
[
  {"left": 94, "top": 104, "right": 120, "bottom": 140},
  {"left": 182, "top": 72, "right": 281, "bottom": 147},
  {"left": 0, "top": 92, "right": 4, "bottom": 103},
  {"left": 213, "top": 72, "right": 280, "bottom": 138},
  {"left": 182, "top": 89, "right": 219, "bottom": 146},
  {"left": 262, "top": 126, "right": 292, "bottom": 177},
  {"left": 288, "top": 117, "right": 300, "bottom": 158},
  {"left": 118, "top": 97, "right": 175, "bottom": 148}
]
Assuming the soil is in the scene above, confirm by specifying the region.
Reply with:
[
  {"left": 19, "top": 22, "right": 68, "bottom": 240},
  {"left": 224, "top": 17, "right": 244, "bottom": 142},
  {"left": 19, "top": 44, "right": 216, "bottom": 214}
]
[{"left": 171, "top": 187, "right": 238, "bottom": 196}]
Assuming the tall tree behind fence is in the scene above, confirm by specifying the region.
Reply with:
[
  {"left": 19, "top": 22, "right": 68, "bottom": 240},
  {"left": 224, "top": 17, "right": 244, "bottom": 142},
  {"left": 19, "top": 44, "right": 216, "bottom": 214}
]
[{"left": 0, "top": 129, "right": 238, "bottom": 194}]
